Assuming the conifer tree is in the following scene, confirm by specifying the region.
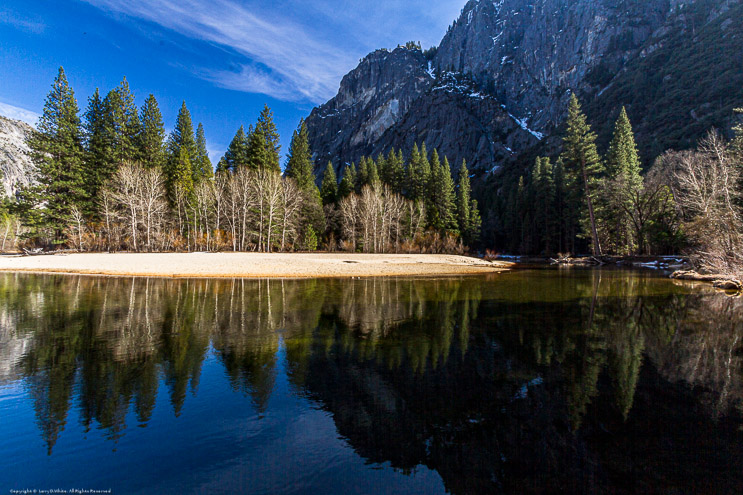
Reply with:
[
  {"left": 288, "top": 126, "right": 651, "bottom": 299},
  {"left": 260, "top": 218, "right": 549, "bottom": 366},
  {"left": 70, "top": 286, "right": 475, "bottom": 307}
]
[
  {"left": 560, "top": 94, "right": 605, "bottom": 256},
  {"left": 103, "top": 77, "right": 140, "bottom": 165},
  {"left": 407, "top": 144, "right": 429, "bottom": 202},
  {"left": 439, "top": 156, "right": 458, "bottom": 233},
  {"left": 165, "top": 101, "right": 197, "bottom": 199},
  {"left": 246, "top": 125, "right": 269, "bottom": 171},
  {"left": 222, "top": 126, "right": 250, "bottom": 172},
  {"left": 383, "top": 148, "right": 405, "bottom": 194},
  {"left": 250, "top": 105, "right": 281, "bottom": 172},
  {"left": 531, "top": 157, "right": 556, "bottom": 254},
  {"left": 338, "top": 164, "right": 356, "bottom": 199},
  {"left": 82, "top": 88, "right": 108, "bottom": 211},
  {"left": 137, "top": 94, "right": 165, "bottom": 169},
  {"left": 356, "top": 157, "right": 369, "bottom": 192},
  {"left": 605, "top": 107, "right": 643, "bottom": 254},
  {"left": 194, "top": 123, "right": 212, "bottom": 181},
  {"left": 285, "top": 120, "right": 315, "bottom": 190},
  {"left": 457, "top": 160, "right": 481, "bottom": 245},
  {"left": 23, "top": 67, "right": 86, "bottom": 243},
  {"left": 367, "top": 158, "right": 380, "bottom": 188},
  {"left": 320, "top": 162, "right": 338, "bottom": 205}
]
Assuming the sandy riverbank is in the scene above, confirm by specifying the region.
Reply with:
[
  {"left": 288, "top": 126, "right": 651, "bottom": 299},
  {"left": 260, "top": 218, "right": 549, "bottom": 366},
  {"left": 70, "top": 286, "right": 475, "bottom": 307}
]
[{"left": 0, "top": 252, "right": 511, "bottom": 279}]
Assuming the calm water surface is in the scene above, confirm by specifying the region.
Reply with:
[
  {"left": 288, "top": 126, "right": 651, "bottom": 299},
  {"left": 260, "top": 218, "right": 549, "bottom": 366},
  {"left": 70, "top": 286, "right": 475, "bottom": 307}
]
[{"left": 0, "top": 269, "right": 742, "bottom": 494}]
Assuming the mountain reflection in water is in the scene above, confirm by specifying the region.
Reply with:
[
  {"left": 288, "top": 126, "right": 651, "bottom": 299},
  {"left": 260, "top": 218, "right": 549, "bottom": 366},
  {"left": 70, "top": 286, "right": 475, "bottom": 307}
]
[{"left": 0, "top": 270, "right": 741, "bottom": 494}]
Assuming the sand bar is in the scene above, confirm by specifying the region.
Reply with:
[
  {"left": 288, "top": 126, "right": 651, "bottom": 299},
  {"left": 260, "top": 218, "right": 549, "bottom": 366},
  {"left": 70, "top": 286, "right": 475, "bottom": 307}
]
[{"left": 0, "top": 252, "right": 511, "bottom": 279}]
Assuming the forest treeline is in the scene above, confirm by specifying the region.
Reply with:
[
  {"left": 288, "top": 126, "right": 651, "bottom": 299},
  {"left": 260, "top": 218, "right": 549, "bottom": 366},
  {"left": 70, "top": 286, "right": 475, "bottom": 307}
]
[
  {"left": 1, "top": 68, "right": 479, "bottom": 254},
  {"left": 1, "top": 68, "right": 742, "bottom": 273},
  {"left": 492, "top": 95, "right": 743, "bottom": 274}
]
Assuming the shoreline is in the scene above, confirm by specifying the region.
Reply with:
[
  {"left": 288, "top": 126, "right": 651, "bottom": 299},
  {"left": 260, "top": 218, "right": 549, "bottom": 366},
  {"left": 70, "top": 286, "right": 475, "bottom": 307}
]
[{"left": 0, "top": 252, "right": 512, "bottom": 279}]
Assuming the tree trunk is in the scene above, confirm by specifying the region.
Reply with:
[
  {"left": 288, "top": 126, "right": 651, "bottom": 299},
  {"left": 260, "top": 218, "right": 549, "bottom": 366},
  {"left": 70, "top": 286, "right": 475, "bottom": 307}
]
[{"left": 581, "top": 158, "right": 602, "bottom": 256}]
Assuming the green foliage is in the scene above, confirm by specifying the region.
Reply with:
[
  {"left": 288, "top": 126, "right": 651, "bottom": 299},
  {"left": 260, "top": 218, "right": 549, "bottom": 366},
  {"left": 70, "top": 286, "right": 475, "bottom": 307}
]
[
  {"left": 457, "top": 160, "right": 481, "bottom": 246},
  {"left": 165, "top": 101, "right": 196, "bottom": 199},
  {"left": 138, "top": 94, "right": 166, "bottom": 169},
  {"left": 194, "top": 123, "right": 212, "bottom": 181},
  {"left": 561, "top": 94, "right": 605, "bottom": 255},
  {"left": 285, "top": 119, "right": 315, "bottom": 190},
  {"left": 250, "top": 105, "right": 281, "bottom": 172},
  {"left": 23, "top": 67, "right": 86, "bottom": 243},
  {"left": 320, "top": 162, "right": 338, "bottom": 205},
  {"left": 221, "top": 125, "right": 250, "bottom": 172},
  {"left": 304, "top": 225, "right": 318, "bottom": 251},
  {"left": 427, "top": 151, "right": 457, "bottom": 233},
  {"left": 338, "top": 164, "right": 356, "bottom": 199},
  {"left": 103, "top": 77, "right": 140, "bottom": 165}
]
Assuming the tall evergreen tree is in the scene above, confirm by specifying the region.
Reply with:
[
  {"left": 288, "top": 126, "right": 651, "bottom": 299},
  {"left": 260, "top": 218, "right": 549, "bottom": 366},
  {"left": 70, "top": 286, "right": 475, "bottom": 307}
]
[
  {"left": 222, "top": 126, "right": 250, "bottom": 172},
  {"left": 531, "top": 157, "right": 556, "bottom": 254},
  {"left": 250, "top": 105, "right": 281, "bottom": 172},
  {"left": 320, "top": 162, "right": 338, "bottom": 205},
  {"left": 285, "top": 120, "right": 315, "bottom": 190},
  {"left": 23, "top": 67, "right": 86, "bottom": 243},
  {"left": 407, "top": 144, "right": 430, "bottom": 202},
  {"left": 194, "top": 123, "right": 213, "bottom": 181},
  {"left": 338, "top": 164, "right": 356, "bottom": 199},
  {"left": 457, "top": 159, "right": 482, "bottom": 246},
  {"left": 367, "top": 158, "right": 380, "bottom": 188},
  {"left": 560, "top": 94, "right": 605, "bottom": 256},
  {"left": 383, "top": 148, "right": 405, "bottom": 194},
  {"left": 356, "top": 157, "right": 369, "bottom": 192},
  {"left": 605, "top": 107, "right": 643, "bottom": 254},
  {"left": 102, "top": 77, "right": 140, "bottom": 165},
  {"left": 245, "top": 125, "right": 268, "bottom": 171},
  {"left": 82, "top": 88, "right": 107, "bottom": 212},
  {"left": 428, "top": 151, "right": 456, "bottom": 233},
  {"left": 165, "top": 101, "right": 197, "bottom": 199},
  {"left": 137, "top": 94, "right": 166, "bottom": 169}
]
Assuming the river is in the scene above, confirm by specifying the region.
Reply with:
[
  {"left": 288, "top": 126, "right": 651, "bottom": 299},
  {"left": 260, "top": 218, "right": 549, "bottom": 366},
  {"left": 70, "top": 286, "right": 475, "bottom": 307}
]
[{"left": 0, "top": 269, "right": 741, "bottom": 494}]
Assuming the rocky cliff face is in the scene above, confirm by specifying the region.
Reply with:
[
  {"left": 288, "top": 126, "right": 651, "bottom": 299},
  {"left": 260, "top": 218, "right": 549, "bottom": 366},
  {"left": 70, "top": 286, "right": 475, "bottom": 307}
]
[
  {"left": 307, "top": 0, "right": 741, "bottom": 177},
  {"left": 0, "top": 116, "right": 35, "bottom": 198},
  {"left": 434, "top": 0, "right": 671, "bottom": 132}
]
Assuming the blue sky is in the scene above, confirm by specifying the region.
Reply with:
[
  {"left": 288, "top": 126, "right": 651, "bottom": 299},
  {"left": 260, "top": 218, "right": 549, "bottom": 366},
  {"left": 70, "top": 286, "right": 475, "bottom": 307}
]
[{"left": 0, "top": 0, "right": 465, "bottom": 164}]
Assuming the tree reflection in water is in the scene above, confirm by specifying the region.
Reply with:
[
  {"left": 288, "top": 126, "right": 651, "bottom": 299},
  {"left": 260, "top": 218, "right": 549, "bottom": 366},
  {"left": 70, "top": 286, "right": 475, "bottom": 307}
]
[{"left": 0, "top": 270, "right": 741, "bottom": 493}]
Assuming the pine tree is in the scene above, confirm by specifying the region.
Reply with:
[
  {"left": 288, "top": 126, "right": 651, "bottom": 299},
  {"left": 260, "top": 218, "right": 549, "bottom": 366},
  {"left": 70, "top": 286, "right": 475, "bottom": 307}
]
[
  {"left": 560, "top": 94, "right": 605, "bottom": 256},
  {"left": 605, "top": 107, "right": 643, "bottom": 254},
  {"left": 356, "top": 156, "right": 369, "bottom": 192},
  {"left": 194, "top": 123, "right": 212, "bottom": 181},
  {"left": 138, "top": 94, "right": 166, "bottom": 169},
  {"left": 82, "top": 88, "right": 108, "bottom": 212},
  {"left": 732, "top": 108, "right": 743, "bottom": 157},
  {"left": 246, "top": 125, "right": 269, "bottom": 171},
  {"left": 407, "top": 144, "right": 430, "bottom": 202},
  {"left": 23, "top": 67, "right": 86, "bottom": 243},
  {"left": 250, "top": 105, "right": 281, "bottom": 172},
  {"left": 457, "top": 160, "right": 482, "bottom": 245},
  {"left": 285, "top": 119, "right": 315, "bottom": 190},
  {"left": 338, "top": 164, "right": 356, "bottom": 199},
  {"left": 222, "top": 126, "right": 250, "bottom": 172},
  {"left": 531, "top": 157, "right": 556, "bottom": 254},
  {"left": 428, "top": 151, "right": 456, "bottom": 233},
  {"left": 103, "top": 77, "right": 140, "bottom": 165},
  {"left": 367, "top": 158, "right": 380, "bottom": 188},
  {"left": 165, "top": 101, "right": 197, "bottom": 199},
  {"left": 320, "top": 162, "right": 338, "bottom": 205},
  {"left": 383, "top": 148, "right": 405, "bottom": 194}
]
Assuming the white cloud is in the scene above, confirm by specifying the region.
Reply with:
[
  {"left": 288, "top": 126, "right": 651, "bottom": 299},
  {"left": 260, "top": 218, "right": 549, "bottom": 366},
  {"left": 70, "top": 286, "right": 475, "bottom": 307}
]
[
  {"left": 0, "top": 101, "right": 40, "bottom": 127},
  {"left": 81, "top": 0, "right": 360, "bottom": 103},
  {"left": 81, "top": 0, "right": 467, "bottom": 103}
]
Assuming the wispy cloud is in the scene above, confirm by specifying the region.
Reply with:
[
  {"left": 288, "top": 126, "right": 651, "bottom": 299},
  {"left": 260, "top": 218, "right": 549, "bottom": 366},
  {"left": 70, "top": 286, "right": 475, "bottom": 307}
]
[
  {"left": 0, "top": 9, "right": 46, "bottom": 34},
  {"left": 0, "top": 101, "right": 40, "bottom": 127},
  {"left": 81, "top": 0, "right": 466, "bottom": 104},
  {"left": 81, "top": 0, "right": 360, "bottom": 103}
]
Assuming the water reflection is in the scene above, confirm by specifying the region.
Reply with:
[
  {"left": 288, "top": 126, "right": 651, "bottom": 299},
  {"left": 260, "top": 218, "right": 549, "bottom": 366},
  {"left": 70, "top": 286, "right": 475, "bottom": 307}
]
[{"left": 0, "top": 270, "right": 742, "bottom": 493}]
